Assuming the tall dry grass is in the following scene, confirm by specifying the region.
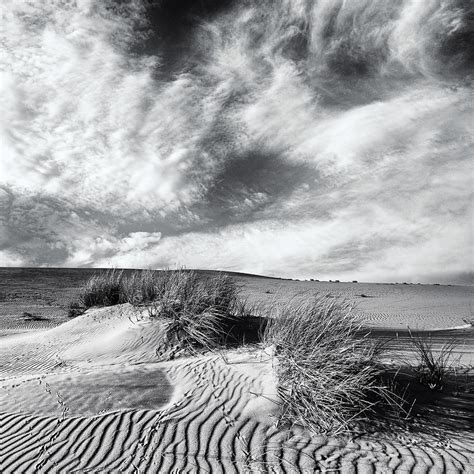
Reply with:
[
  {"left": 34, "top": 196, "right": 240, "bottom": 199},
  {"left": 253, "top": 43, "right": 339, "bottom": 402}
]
[
  {"left": 263, "top": 296, "right": 403, "bottom": 435},
  {"left": 79, "top": 269, "right": 127, "bottom": 308},
  {"left": 408, "top": 329, "right": 460, "bottom": 390},
  {"left": 75, "top": 269, "right": 248, "bottom": 354},
  {"left": 76, "top": 269, "right": 172, "bottom": 309},
  {"left": 148, "top": 270, "right": 243, "bottom": 353}
]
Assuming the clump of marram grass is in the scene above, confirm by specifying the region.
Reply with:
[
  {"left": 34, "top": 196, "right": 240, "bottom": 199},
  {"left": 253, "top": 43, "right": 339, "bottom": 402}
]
[
  {"left": 121, "top": 269, "right": 165, "bottom": 305},
  {"left": 77, "top": 268, "right": 248, "bottom": 355},
  {"left": 264, "top": 296, "right": 403, "bottom": 436},
  {"left": 78, "top": 269, "right": 168, "bottom": 308},
  {"left": 408, "top": 329, "right": 460, "bottom": 390},
  {"left": 79, "top": 269, "right": 127, "bottom": 308},
  {"left": 149, "top": 270, "right": 242, "bottom": 355}
]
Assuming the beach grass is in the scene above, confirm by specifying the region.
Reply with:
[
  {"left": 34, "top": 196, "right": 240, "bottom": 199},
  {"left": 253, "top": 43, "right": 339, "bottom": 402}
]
[
  {"left": 76, "top": 268, "right": 251, "bottom": 353},
  {"left": 147, "top": 270, "right": 244, "bottom": 354},
  {"left": 408, "top": 330, "right": 460, "bottom": 390},
  {"left": 79, "top": 268, "right": 127, "bottom": 308},
  {"left": 263, "top": 296, "right": 403, "bottom": 435}
]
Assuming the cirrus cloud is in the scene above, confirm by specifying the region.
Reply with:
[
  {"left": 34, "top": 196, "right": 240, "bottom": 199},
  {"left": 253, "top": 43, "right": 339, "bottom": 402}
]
[{"left": 0, "top": 0, "right": 472, "bottom": 284}]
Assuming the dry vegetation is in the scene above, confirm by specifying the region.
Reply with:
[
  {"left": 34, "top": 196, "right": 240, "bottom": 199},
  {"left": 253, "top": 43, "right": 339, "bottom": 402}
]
[
  {"left": 71, "top": 270, "right": 469, "bottom": 437},
  {"left": 74, "top": 269, "right": 257, "bottom": 355},
  {"left": 146, "top": 270, "right": 244, "bottom": 354},
  {"left": 75, "top": 269, "right": 128, "bottom": 309},
  {"left": 408, "top": 329, "right": 460, "bottom": 390},
  {"left": 263, "top": 297, "right": 406, "bottom": 435}
]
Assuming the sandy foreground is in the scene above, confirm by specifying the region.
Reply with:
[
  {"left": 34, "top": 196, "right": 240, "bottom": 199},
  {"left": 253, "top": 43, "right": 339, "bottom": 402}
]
[{"left": 1, "top": 273, "right": 473, "bottom": 472}]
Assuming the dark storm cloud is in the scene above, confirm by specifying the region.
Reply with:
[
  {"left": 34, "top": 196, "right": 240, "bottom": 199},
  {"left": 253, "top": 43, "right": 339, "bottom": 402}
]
[
  {"left": 191, "top": 151, "right": 319, "bottom": 229},
  {"left": 1, "top": 0, "right": 472, "bottom": 283},
  {"left": 134, "top": 0, "right": 236, "bottom": 76}
]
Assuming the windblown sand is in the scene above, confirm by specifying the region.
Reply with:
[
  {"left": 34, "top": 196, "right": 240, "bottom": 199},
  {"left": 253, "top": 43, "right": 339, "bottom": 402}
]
[{"left": 1, "top": 272, "right": 473, "bottom": 472}]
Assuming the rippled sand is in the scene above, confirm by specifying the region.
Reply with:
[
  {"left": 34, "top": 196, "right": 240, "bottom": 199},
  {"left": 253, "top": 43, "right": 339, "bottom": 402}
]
[{"left": 1, "top": 270, "right": 473, "bottom": 472}]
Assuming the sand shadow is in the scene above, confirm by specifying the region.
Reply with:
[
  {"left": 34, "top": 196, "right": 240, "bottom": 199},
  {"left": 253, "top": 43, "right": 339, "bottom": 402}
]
[
  {"left": 220, "top": 315, "right": 268, "bottom": 346},
  {"left": 375, "top": 366, "right": 474, "bottom": 436}
]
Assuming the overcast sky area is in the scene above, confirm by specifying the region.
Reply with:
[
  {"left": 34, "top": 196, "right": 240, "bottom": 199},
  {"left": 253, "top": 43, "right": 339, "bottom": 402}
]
[{"left": 0, "top": 0, "right": 472, "bottom": 283}]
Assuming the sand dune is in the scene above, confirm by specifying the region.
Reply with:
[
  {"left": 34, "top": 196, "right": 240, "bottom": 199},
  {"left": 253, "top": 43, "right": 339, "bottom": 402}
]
[{"left": 1, "top": 302, "right": 473, "bottom": 473}]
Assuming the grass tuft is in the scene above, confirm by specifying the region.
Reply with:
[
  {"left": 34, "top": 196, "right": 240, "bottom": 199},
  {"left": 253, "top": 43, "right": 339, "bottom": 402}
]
[
  {"left": 75, "top": 269, "right": 256, "bottom": 356},
  {"left": 263, "top": 296, "right": 403, "bottom": 435},
  {"left": 149, "top": 271, "right": 242, "bottom": 354},
  {"left": 77, "top": 268, "right": 240, "bottom": 312},
  {"left": 408, "top": 330, "right": 459, "bottom": 390},
  {"left": 122, "top": 269, "right": 164, "bottom": 305},
  {"left": 79, "top": 269, "right": 126, "bottom": 308}
]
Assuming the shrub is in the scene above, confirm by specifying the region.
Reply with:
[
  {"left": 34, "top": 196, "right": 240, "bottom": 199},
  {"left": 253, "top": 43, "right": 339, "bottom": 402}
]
[{"left": 263, "top": 296, "right": 400, "bottom": 435}]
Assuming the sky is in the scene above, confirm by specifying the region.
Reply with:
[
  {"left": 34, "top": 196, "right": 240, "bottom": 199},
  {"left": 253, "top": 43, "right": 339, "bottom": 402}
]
[{"left": 0, "top": 0, "right": 472, "bottom": 283}]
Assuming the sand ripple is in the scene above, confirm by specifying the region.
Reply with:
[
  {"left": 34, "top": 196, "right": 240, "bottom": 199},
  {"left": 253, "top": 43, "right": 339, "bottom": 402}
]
[{"left": 1, "top": 305, "right": 473, "bottom": 472}]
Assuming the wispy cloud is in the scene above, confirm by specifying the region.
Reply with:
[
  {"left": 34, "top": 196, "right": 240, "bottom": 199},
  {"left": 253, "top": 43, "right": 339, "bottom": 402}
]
[{"left": 0, "top": 0, "right": 472, "bottom": 283}]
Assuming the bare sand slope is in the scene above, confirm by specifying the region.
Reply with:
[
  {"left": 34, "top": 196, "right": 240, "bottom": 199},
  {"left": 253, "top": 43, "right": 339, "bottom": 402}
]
[
  {"left": 1, "top": 305, "right": 473, "bottom": 473},
  {"left": 240, "top": 279, "right": 473, "bottom": 330}
]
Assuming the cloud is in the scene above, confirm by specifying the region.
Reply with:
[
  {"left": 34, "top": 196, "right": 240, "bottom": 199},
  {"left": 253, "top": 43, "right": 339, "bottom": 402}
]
[
  {"left": 0, "top": 0, "right": 224, "bottom": 214},
  {"left": 64, "top": 231, "right": 162, "bottom": 267},
  {"left": 0, "top": 0, "right": 472, "bottom": 283},
  {"left": 90, "top": 205, "right": 468, "bottom": 282}
]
